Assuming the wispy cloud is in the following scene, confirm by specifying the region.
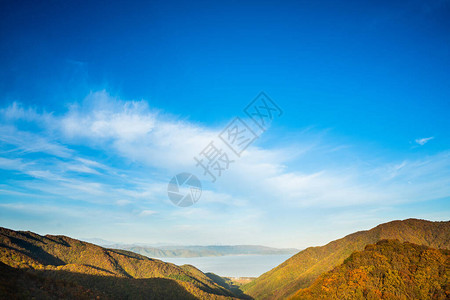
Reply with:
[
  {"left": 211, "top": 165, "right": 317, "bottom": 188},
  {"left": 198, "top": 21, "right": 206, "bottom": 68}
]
[
  {"left": 0, "top": 91, "right": 449, "bottom": 247},
  {"left": 139, "top": 210, "right": 157, "bottom": 217},
  {"left": 415, "top": 136, "right": 434, "bottom": 146},
  {"left": 0, "top": 125, "right": 72, "bottom": 158},
  {"left": 2, "top": 92, "right": 449, "bottom": 210}
]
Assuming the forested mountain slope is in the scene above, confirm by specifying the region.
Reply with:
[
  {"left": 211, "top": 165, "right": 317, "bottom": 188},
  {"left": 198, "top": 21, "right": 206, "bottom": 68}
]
[
  {"left": 242, "top": 219, "right": 449, "bottom": 299},
  {"left": 290, "top": 240, "right": 449, "bottom": 299},
  {"left": 0, "top": 227, "right": 245, "bottom": 299}
]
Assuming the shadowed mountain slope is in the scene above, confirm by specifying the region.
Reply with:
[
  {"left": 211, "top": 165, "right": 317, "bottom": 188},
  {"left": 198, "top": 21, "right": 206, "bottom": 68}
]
[{"left": 0, "top": 227, "right": 246, "bottom": 299}]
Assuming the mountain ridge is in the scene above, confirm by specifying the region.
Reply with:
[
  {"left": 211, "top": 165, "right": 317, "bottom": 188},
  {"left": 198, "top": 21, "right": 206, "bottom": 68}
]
[
  {"left": 290, "top": 239, "right": 449, "bottom": 299},
  {"left": 242, "top": 218, "right": 450, "bottom": 299},
  {"left": 0, "top": 226, "right": 248, "bottom": 299},
  {"left": 107, "top": 244, "right": 299, "bottom": 258}
]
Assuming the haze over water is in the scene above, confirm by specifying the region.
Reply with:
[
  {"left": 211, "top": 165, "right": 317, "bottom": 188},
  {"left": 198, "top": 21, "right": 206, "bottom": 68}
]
[{"left": 161, "top": 254, "right": 294, "bottom": 277}]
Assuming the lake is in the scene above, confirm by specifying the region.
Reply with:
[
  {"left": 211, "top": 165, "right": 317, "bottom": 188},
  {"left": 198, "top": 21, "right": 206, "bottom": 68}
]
[{"left": 159, "top": 254, "right": 294, "bottom": 277}]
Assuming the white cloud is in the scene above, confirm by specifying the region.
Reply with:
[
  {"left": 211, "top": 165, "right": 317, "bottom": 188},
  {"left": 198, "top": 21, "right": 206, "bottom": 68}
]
[
  {"left": 0, "top": 101, "right": 47, "bottom": 122},
  {"left": 55, "top": 91, "right": 216, "bottom": 171},
  {"left": 415, "top": 136, "right": 434, "bottom": 145},
  {"left": 0, "top": 125, "right": 72, "bottom": 158},
  {"left": 116, "top": 199, "right": 132, "bottom": 206},
  {"left": 0, "top": 157, "right": 28, "bottom": 171},
  {"left": 61, "top": 94, "right": 156, "bottom": 141},
  {"left": 1, "top": 91, "right": 449, "bottom": 247},
  {"left": 64, "top": 163, "right": 100, "bottom": 175},
  {"left": 139, "top": 210, "right": 157, "bottom": 216},
  {"left": 0, "top": 202, "right": 102, "bottom": 219}
]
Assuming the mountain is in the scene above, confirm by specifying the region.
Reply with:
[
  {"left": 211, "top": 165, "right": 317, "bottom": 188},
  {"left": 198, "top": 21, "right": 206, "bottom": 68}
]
[
  {"left": 110, "top": 244, "right": 298, "bottom": 258},
  {"left": 290, "top": 239, "right": 449, "bottom": 299},
  {"left": 0, "top": 261, "right": 105, "bottom": 299},
  {"left": 0, "top": 227, "right": 248, "bottom": 299},
  {"left": 107, "top": 245, "right": 207, "bottom": 258},
  {"left": 242, "top": 219, "right": 450, "bottom": 299}
]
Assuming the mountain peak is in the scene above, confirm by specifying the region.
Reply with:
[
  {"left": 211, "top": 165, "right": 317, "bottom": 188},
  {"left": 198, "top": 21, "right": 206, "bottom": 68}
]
[
  {"left": 291, "top": 239, "right": 449, "bottom": 299},
  {"left": 0, "top": 226, "right": 248, "bottom": 299},
  {"left": 242, "top": 218, "right": 449, "bottom": 299}
]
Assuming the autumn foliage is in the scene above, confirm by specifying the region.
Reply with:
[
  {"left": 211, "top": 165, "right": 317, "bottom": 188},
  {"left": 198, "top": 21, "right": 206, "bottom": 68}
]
[
  {"left": 242, "top": 219, "right": 449, "bottom": 299},
  {"left": 291, "top": 239, "right": 449, "bottom": 299},
  {"left": 0, "top": 227, "right": 245, "bottom": 299}
]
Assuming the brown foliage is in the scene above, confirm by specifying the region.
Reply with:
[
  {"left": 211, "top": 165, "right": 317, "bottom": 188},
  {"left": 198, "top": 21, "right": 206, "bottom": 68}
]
[
  {"left": 0, "top": 227, "right": 246, "bottom": 299},
  {"left": 290, "top": 240, "right": 449, "bottom": 300},
  {"left": 242, "top": 218, "right": 449, "bottom": 299}
]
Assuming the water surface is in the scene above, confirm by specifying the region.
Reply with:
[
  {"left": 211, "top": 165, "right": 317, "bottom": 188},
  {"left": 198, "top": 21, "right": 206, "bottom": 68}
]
[{"left": 159, "top": 254, "right": 293, "bottom": 277}]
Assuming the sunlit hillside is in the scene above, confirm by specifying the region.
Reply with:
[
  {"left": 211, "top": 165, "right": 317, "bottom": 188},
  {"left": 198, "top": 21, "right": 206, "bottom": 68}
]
[
  {"left": 0, "top": 227, "right": 247, "bottom": 299},
  {"left": 291, "top": 239, "right": 449, "bottom": 299},
  {"left": 242, "top": 219, "right": 450, "bottom": 299}
]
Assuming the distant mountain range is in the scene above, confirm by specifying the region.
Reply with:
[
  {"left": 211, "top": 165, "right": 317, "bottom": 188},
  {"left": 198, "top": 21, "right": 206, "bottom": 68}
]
[
  {"left": 98, "top": 244, "right": 299, "bottom": 258},
  {"left": 0, "top": 227, "right": 248, "bottom": 299},
  {"left": 242, "top": 218, "right": 450, "bottom": 299}
]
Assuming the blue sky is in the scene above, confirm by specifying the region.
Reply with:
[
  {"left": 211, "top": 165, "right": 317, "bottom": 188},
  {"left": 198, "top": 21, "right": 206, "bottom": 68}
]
[{"left": 0, "top": 0, "right": 449, "bottom": 248}]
